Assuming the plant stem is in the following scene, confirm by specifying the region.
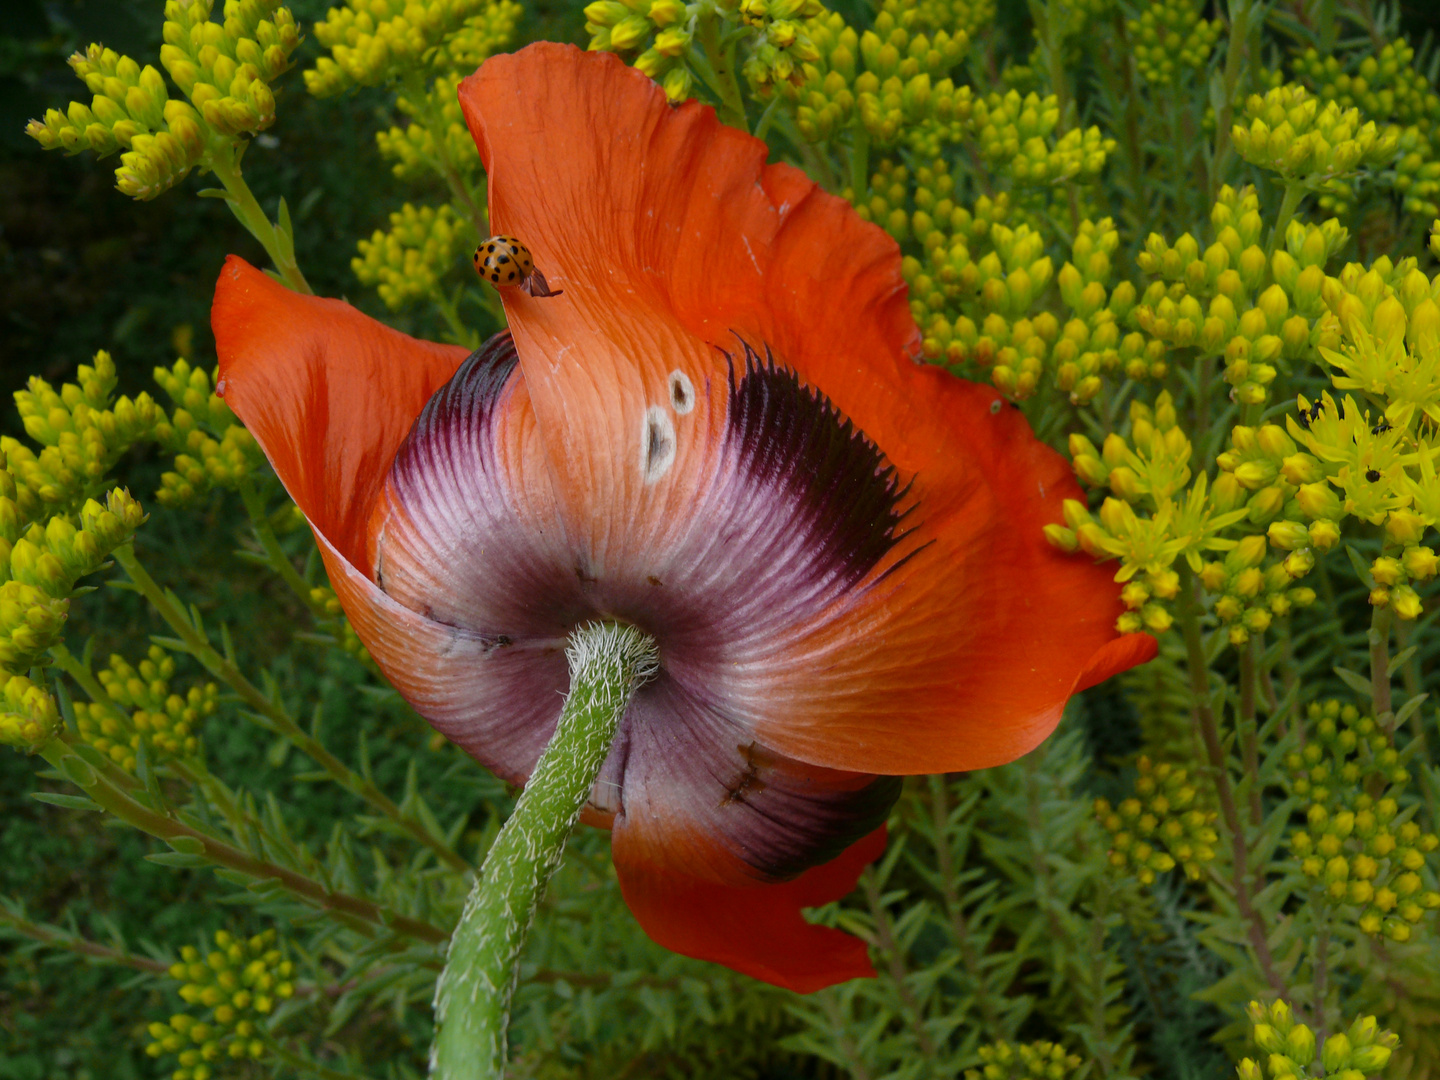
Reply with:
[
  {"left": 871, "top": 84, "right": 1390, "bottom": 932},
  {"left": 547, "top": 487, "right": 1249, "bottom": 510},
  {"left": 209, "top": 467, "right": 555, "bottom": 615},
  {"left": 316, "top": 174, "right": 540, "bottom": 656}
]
[
  {"left": 1212, "top": 0, "right": 1255, "bottom": 200},
  {"left": 1369, "top": 602, "right": 1395, "bottom": 741},
  {"left": 1266, "top": 181, "right": 1306, "bottom": 259},
  {"left": 402, "top": 70, "right": 488, "bottom": 238},
  {"left": 928, "top": 775, "right": 1000, "bottom": 1037},
  {"left": 261, "top": 1034, "right": 379, "bottom": 1080},
  {"left": 1175, "top": 565, "right": 1286, "bottom": 996},
  {"left": 207, "top": 147, "right": 312, "bottom": 295},
  {"left": 1311, "top": 902, "right": 1330, "bottom": 1032},
  {"left": 847, "top": 125, "right": 870, "bottom": 203},
  {"left": 0, "top": 905, "right": 170, "bottom": 973},
  {"left": 863, "top": 871, "right": 937, "bottom": 1067},
  {"left": 820, "top": 994, "right": 874, "bottom": 1080},
  {"left": 238, "top": 475, "right": 320, "bottom": 612},
  {"left": 695, "top": 8, "right": 748, "bottom": 132},
  {"left": 1238, "top": 633, "right": 1263, "bottom": 828},
  {"left": 37, "top": 736, "right": 448, "bottom": 943},
  {"left": 430, "top": 622, "right": 658, "bottom": 1080},
  {"left": 112, "top": 544, "right": 471, "bottom": 873}
]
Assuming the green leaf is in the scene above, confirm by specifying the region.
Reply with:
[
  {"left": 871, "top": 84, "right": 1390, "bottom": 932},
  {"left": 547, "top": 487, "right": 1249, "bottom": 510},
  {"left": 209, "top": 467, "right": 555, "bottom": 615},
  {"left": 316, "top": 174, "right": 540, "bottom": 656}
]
[
  {"left": 1394, "top": 692, "right": 1430, "bottom": 729},
  {"left": 1345, "top": 544, "right": 1375, "bottom": 588},
  {"left": 31, "top": 792, "right": 102, "bottom": 812},
  {"left": 1333, "top": 665, "right": 1374, "bottom": 698},
  {"left": 58, "top": 754, "right": 97, "bottom": 788},
  {"left": 144, "top": 851, "right": 210, "bottom": 868}
]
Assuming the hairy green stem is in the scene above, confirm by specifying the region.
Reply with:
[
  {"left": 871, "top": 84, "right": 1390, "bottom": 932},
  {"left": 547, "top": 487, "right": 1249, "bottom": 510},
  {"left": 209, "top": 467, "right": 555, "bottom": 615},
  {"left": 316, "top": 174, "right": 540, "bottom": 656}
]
[
  {"left": 430, "top": 622, "right": 658, "bottom": 1080},
  {"left": 208, "top": 149, "right": 311, "bottom": 295},
  {"left": 37, "top": 735, "right": 448, "bottom": 943},
  {"left": 1175, "top": 565, "right": 1286, "bottom": 996},
  {"left": 112, "top": 543, "right": 470, "bottom": 873}
]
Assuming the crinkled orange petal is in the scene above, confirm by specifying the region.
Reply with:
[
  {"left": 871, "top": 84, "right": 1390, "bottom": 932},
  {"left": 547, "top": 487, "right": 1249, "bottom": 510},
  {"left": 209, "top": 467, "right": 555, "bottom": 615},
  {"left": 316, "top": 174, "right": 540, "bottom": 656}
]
[
  {"left": 613, "top": 825, "right": 886, "bottom": 993},
  {"left": 460, "top": 45, "right": 1154, "bottom": 776},
  {"left": 212, "top": 256, "right": 469, "bottom": 570}
]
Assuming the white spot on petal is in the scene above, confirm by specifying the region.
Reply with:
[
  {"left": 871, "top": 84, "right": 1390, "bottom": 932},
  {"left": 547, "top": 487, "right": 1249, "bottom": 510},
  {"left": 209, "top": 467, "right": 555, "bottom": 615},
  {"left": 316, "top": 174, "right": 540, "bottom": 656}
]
[
  {"left": 668, "top": 370, "right": 695, "bottom": 414},
  {"left": 641, "top": 406, "right": 676, "bottom": 484}
]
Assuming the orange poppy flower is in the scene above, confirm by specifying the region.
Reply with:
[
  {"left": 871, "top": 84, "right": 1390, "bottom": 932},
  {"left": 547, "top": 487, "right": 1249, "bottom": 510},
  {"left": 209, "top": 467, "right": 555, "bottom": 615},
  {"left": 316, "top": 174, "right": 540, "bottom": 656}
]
[{"left": 213, "top": 43, "right": 1155, "bottom": 993}]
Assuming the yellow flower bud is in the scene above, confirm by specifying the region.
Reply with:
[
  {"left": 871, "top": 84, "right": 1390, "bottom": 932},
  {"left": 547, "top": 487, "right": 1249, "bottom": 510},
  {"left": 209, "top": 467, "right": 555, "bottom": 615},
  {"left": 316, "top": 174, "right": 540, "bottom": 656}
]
[
  {"left": 1403, "top": 545, "right": 1437, "bottom": 580},
  {"left": 1267, "top": 520, "right": 1310, "bottom": 550},
  {"left": 1321, "top": 1033, "right": 1352, "bottom": 1074},
  {"left": 1391, "top": 584, "right": 1422, "bottom": 621},
  {"left": 1308, "top": 519, "right": 1341, "bottom": 550},
  {"left": 1227, "top": 535, "right": 1268, "bottom": 571},
  {"left": 1372, "top": 296, "right": 1407, "bottom": 342}
]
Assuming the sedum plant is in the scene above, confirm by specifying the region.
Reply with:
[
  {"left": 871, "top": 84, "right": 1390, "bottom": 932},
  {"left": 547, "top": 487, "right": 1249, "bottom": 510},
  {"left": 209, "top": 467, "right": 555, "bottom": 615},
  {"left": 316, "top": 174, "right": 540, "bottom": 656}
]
[{"left": 6, "top": 0, "right": 1440, "bottom": 1079}]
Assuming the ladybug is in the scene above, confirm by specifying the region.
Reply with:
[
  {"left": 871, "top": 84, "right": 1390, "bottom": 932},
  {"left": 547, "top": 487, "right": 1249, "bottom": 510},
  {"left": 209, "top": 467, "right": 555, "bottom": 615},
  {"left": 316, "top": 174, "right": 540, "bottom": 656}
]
[{"left": 473, "top": 235, "right": 561, "bottom": 298}]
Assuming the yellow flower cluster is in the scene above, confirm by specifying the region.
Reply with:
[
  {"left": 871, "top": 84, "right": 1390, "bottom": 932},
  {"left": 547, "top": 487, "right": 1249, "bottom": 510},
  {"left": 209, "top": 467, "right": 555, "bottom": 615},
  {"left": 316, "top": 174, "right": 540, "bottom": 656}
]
[
  {"left": 74, "top": 646, "right": 217, "bottom": 772},
  {"left": 740, "top": 0, "right": 838, "bottom": 97},
  {"left": 879, "top": 0, "right": 993, "bottom": 39},
  {"left": 151, "top": 360, "right": 263, "bottom": 507},
  {"left": 26, "top": 1, "right": 301, "bottom": 199},
  {"left": 160, "top": 0, "right": 298, "bottom": 134},
  {"left": 1096, "top": 756, "right": 1219, "bottom": 884},
  {"left": 0, "top": 489, "right": 147, "bottom": 749},
  {"left": 6, "top": 351, "right": 162, "bottom": 518},
  {"left": 1275, "top": 265, "right": 1440, "bottom": 617},
  {"left": 1134, "top": 186, "right": 1344, "bottom": 405},
  {"left": 1197, "top": 534, "right": 1316, "bottom": 645},
  {"left": 964, "top": 1040, "right": 1084, "bottom": 1080},
  {"left": 306, "top": 0, "right": 499, "bottom": 95},
  {"left": 1, "top": 675, "right": 61, "bottom": 752},
  {"left": 426, "top": 0, "right": 521, "bottom": 73},
  {"left": 148, "top": 929, "right": 296, "bottom": 1079},
  {"left": 784, "top": 8, "right": 969, "bottom": 143},
  {"left": 1237, "top": 1000, "right": 1398, "bottom": 1080},
  {"left": 376, "top": 73, "right": 481, "bottom": 181},
  {"left": 1051, "top": 394, "right": 1264, "bottom": 635},
  {"left": 896, "top": 190, "right": 1138, "bottom": 400},
  {"left": 1126, "top": 0, "right": 1221, "bottom": 86},
  {"left": 1288, "top": 701, "right": 1440, "bottom": 942},
  {"left": 1294, "top": 39, "right": 1440, "bottom": 219},
  {"left": 968, "top": 90, "right": 1114, "bottom": 186},
  {"left": 584, "top": 0, "right": 700, "bottom": 104},
  {"left": 1231, "top": 84, "right": 1400, "bottom": 182},
  {"left": 353, "top": 202, "right": 473, "bottom": 310},
  {"left": 869, "top": 161, "right": 1126, "bottom": 399}
]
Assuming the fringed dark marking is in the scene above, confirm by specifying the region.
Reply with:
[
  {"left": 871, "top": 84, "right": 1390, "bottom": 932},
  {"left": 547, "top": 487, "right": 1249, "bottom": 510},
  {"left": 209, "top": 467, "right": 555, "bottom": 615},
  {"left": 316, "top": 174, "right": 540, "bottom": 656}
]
[{"left": 721, "top": 340, "right": 914, "bottom": 591}]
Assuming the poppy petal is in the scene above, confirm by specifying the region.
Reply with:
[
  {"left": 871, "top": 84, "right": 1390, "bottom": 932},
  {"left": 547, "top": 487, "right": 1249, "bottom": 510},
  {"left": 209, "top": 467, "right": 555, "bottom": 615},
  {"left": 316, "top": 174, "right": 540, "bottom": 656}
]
[
  {"left": 613, "top": 825, "right": 886, "bottom": 993},
  {"left": 212, "top": 255, "right": 469, "bottom": 570},
  {"left": 315, "top": 525, "right": 570, "bottom": 787},
  {"left": 600, "top": 673, "right": 899, "bottom": 883},
  {"left": 460, "top": 45, "right": 1153, "bottom": 775}
]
